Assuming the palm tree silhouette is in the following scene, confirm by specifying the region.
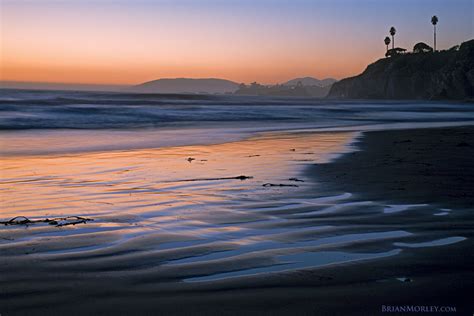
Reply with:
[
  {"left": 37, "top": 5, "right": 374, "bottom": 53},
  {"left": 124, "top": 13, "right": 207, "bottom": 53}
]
[
  {"left": 389, "top": 27, "right": 396, "bottom": 50},
  {"left": 431, "top": 15, "right": 438, "bottom": 51},
  {"left": 384, "top": 36, "right": 391, "bottom": 53}
]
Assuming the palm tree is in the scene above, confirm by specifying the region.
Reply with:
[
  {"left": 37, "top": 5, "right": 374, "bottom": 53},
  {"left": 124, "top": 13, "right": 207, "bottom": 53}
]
[
  {"left": 389, "top": 27, "right": 396, "bottom": 50},
  {"left": 384, "top": 36, "right": 391, "bottom": 53},
  {"left": 431, "top": 15, "right": 438, "bottom": 51}
]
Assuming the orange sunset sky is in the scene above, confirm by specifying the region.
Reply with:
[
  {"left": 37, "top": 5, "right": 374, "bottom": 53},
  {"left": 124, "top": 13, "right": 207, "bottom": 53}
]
[{"left": 1, "top": 0, "right": 473, "bottom": 85}]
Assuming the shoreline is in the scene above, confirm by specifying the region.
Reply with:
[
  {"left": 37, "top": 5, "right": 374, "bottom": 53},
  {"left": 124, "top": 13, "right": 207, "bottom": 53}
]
[{"left": 2, "top": 120, "right": 474, "bottom": 158}]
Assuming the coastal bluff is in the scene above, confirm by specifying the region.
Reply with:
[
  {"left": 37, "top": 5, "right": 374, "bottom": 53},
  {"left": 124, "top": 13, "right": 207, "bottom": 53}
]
[{"left": 328, "top": 39, "right": 474, "bottom": 100}]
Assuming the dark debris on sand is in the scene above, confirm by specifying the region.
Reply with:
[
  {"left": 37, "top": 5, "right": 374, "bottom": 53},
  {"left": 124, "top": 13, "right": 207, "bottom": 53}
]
[
  {"left": 263, "top": 183, "right": 299, "bottom": 187},
  {"left": 179, "top": 175, "right": 253, "bottom": 182},
  {"left": 289, "top": 177, "right": 305, "bottom": 182},
  {"left": 0, "top": 216, "right": 94, "bottom": 227}
]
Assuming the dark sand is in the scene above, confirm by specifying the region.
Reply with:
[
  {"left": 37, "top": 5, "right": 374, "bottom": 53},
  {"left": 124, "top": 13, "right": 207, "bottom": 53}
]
[
  {"left": 1, "top": 126, "right": 474, "bottom": 315},
  {"left": 311, "top": 126, "right": 474, "bottom": 209}
]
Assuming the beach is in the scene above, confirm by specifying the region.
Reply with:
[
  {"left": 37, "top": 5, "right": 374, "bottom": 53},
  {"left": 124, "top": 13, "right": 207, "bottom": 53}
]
[
  {"left": 1, "top": 125, "right": 473, "bottom": 315},
  {"left": 1, "top": 91, "right": 474, "bottom": 315},
  {"left": 3, "top": 0, "right": 474, "bottom": 314}
]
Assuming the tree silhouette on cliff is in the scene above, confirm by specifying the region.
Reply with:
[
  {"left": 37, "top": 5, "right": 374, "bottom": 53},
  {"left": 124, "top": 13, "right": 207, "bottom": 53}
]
[
  {"left": 384, "top": 36, "right": 391, "bottom": 53},
  {"left": 389, "top": 26, "right": 396, "bottom": 50},
  {"left": 431, "top": 15, "right": 438, "bottom": 51}
]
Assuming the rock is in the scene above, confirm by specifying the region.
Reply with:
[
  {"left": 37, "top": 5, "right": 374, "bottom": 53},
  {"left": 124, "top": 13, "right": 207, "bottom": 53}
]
[{"left": 327, "top": 39, "right": 474, "bottom": 100}]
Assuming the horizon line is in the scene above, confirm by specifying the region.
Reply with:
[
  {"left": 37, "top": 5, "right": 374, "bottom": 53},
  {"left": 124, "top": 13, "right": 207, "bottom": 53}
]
[{"left": 0, "top": 75, "right": 343, "bottom": 88}]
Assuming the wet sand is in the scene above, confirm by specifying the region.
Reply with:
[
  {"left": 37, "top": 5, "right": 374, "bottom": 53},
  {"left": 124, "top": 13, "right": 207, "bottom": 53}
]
[
  {"left": 1, "top": 126, "right": 474, "bottom": 315},
  {"left": 311, "top": 126, "right": 474, "bottom": 209}
]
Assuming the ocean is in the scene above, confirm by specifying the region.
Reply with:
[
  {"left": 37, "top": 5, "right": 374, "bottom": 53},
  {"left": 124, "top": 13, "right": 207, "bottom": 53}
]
[{"left": 1, "top": 89, "right": 474, "bottom": 156}]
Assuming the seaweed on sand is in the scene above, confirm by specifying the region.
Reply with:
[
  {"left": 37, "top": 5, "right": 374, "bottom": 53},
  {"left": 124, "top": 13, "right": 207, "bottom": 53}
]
[{"left": 0, "top": 216, "right": 93, "bottom": 227}]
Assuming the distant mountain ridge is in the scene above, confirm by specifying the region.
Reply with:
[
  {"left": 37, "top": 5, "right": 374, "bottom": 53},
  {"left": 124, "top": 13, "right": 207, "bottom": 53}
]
[
  {"left": 129, "top": 76, "right": 338, "bottom": 97},
  {"left": 130, "top": 78, "right": 239, "bottom": 94},
  {"left": 235, "top": 77, "right": 337, "bottom": 98},
  {"left": 235, "top": 81, "right": 335, "bottom": 98},
  {"left": 284, "top": 77, "right": 337, "bottom": 87}
]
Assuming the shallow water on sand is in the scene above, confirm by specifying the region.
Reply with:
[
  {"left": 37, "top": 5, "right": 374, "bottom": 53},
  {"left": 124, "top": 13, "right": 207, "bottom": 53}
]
[
  {"left": 1, "top": 132, "right": 358, "bottom": 277},
  {"left": 1, "top": 128, "right": 468, "bottom": 304}
]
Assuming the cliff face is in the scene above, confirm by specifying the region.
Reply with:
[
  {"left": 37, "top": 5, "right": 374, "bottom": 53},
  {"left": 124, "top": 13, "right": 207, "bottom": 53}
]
[{"left": 328, "top": 39, "right": 474, "bottom": 100}]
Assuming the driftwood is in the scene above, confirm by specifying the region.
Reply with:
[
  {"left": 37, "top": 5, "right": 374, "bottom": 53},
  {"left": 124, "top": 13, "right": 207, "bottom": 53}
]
[
  {"left": 0, "top": 216, "right": 93, "bottom": 227},
  {"left": 179, "top": 175, "right": 253, "bottom": 182},
  {"left": 262, "top": 183, "right": 299, "bottom": 187},
  {"left": 288, "top": 178, "right": 305, "bottom": 182}
]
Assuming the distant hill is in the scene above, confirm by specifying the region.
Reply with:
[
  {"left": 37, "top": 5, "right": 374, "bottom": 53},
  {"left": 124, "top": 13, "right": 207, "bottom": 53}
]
[
  {"left": 129, "top": 78, "right": 239, "bottom": 94},
  {"left": 284, "top": 77, "right": 337, "bottom": 87},
  {"left": 328, "top": 39, "right": 474, "bottom": 100},
  {"left": 234, "top": 77, "right": 336, "bottom": 97}
]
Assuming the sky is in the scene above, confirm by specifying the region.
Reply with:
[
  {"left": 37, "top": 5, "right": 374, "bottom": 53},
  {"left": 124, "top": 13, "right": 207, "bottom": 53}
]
[{"left": 1, "top": 0, "right": 473, "bottom": 85}]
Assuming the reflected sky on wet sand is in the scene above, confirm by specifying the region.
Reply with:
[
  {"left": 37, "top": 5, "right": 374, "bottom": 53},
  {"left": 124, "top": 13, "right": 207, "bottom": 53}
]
[{"left": 0, "top": 130, "right": 468, "bottom": 300}]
